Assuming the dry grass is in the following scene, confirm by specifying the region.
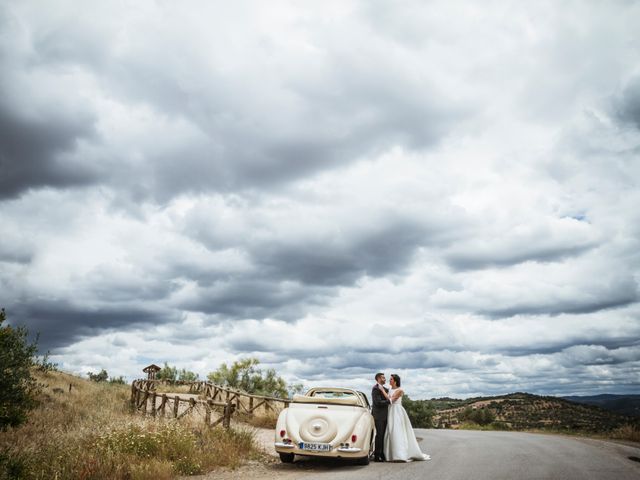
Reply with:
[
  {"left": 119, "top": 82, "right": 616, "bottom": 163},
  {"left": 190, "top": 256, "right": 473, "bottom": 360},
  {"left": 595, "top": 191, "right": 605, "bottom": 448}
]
[
  {"left": 236, "top": 412, "right": 279, "bottom": 430},
  {"left": 153, "top": 384, "right": 195, "bottom": 395},
  {"left": 611, "top": 424, "right": 640, "bottom": 443},
  {"left": 0, "top": 370, "right": 259, "bottom": 479}
]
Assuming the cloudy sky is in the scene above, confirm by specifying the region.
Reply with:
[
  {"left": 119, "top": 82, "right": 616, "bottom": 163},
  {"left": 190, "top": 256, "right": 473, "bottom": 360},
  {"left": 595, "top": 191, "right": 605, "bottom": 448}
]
[{"left": 2, "top": 0, "right": 640, "bottom": 399}]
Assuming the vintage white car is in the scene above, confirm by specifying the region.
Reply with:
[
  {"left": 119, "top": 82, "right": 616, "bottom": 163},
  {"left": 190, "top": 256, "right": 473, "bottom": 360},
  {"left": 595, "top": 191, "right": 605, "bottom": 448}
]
[{"left": 274, "top": 387, "right": 375, "bottom": 465}]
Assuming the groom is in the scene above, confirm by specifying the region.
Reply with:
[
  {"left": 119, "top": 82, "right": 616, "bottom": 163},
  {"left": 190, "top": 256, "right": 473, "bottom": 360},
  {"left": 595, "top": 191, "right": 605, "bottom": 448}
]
[{"left": 371, "top": 372, "right": 390, "bottom": 462}]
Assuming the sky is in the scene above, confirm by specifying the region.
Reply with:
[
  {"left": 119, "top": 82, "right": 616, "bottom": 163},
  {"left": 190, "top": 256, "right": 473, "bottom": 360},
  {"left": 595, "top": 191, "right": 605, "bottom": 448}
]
[{"left": 1, "top": 0, "right": 640, "bottom": 399}]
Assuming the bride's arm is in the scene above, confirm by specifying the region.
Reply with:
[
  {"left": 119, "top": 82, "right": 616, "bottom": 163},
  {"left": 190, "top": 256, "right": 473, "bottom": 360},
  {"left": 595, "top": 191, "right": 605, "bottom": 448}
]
[
  {"left": 377, "top": 384, "right": 391, "bottom": 401},
  {"left": 391, "top": 388, "right": 403, "bottom": 402}
]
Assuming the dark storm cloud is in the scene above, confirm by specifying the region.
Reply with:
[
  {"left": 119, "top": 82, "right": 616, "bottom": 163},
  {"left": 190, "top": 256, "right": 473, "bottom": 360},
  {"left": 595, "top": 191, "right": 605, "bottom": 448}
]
[
  {"left": 82, "top": 267, "right": 177, "bottom": 303},
  {"left": 616, "top": 75, "right": 640, "bottom": 129},
  {"left": 479, "top": 290, "right": 639, "bottom": 319},
  {"left": 178, "top": 278, "right": 331, "bottom": 320},
  {"left": 0, "top": 246, "right": 31, "bottom": 264},
  {"left": 322, "top": 351, "right": 485, "bottom": 371},
  {"left": 498, "top": 336, "right": 640, "bottom": 357},
  {"left": 445, "top": 243, "right": 594, "bottom": 271},
  {"left": 255, "top": 217, "right": 429, "bottom": 286},
  {"left": 9, "top": 299, "right": 181, "bottom": 351},
  {"left": 170, "top": 208, "right": 439, "bottom": 320},
  {"left": 442, "top": 217, "right": 599, "bottom": 272},
  {"left": 0, "top": 102, "right": 98, "bottom": 199}
]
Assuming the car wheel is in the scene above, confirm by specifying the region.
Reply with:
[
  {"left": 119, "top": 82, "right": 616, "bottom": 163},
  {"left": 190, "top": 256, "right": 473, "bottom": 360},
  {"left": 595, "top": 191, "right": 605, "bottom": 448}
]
[
  {"left": 279, "top": 452, "right": 295, "bottom": 463},
  {"left": 356, "top": 454, "right": 370, "bottom": 466}
]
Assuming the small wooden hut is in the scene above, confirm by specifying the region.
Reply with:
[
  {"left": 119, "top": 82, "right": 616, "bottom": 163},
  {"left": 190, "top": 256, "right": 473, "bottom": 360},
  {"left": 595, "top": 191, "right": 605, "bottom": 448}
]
[{"left": 143, "top": 364, "right": 161, "bottom": 380}]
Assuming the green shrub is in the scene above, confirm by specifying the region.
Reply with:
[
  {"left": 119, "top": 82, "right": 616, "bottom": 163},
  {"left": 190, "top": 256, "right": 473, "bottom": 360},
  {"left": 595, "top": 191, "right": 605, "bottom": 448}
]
[
  {"left": 0, "top": 308, "right": 40, "bottom": 430},
  {"left": 457, "top": 406, "right": 495, "bottom": 426},
  {"left": 403, "top": 395, "right": 435, "bottom": 428},
  {"left": 207, "top": 357, "right": 288, "bottom": 398},
  {"left": 88, "top": 369, "right": 109, "bottom": 382}
]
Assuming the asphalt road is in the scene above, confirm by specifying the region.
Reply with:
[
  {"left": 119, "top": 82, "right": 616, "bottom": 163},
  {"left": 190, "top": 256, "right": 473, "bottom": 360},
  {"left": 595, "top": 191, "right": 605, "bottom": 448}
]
[{"left": 272, "top": 429, "right": 640, "bottom": 480}]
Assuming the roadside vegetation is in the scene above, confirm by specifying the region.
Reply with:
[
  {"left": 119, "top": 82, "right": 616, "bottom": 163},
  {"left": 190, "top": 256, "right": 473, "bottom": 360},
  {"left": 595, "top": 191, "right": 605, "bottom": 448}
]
[
  {"left": 0, "top": 308, "right": 40, "bottom": 430},
  {"left": 0, "top": 369, "right": 258, "bottom": 479},
  {"left": 403, "top": 395, "right": 436, "bottom": 428},
  {"left": 0, "top": 310, "right": 260, "bottom": 479},
  {"left": 611, "top": 424, "right": 640, "bottom": 443},
  {"left": 207, "top": 357, "right": 295, "bottom": 398}
]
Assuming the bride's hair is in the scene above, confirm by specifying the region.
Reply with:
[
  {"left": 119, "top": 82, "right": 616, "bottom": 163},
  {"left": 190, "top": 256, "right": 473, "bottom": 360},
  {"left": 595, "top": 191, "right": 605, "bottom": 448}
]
[{"left": 391, "top": 374, "right": 401, "bottom": 387}]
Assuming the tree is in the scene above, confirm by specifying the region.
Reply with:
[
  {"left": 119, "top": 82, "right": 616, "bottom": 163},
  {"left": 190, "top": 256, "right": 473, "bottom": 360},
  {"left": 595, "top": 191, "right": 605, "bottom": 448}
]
[
  {"left": 155, "top": 362, "right": 198, "bottom": 382},
  {"left": 157, "top": 362, "right": 178, "bottom": 382},
  {"left": 458, "top": 406, "right": 495, "bottom": 426},
  {"left": 471, "top": 408, "right": 495, "bottom": 426},
  {"left": 287, "top": 382, "right": 305, "bottom": 398},
  {"left": 108, "top": 376, "right": 126, "bottom": 384},
  {"left": 403, "top": 395, "right": 435, "bottom": 428},
  {"left": 0, "top": 308, "right": 40, "bottom": 429},
  {"left": 207, "top": 357, "right": 288, "bottom": 398},
  {"left": 458, "top": 406, "right": 474, "bottom": 422},
  {"left": 178, "top": 368, "right": 199, "bottom": 382},
  {"left": 87, "top": 369, "right": 108, "bottom": 382}
]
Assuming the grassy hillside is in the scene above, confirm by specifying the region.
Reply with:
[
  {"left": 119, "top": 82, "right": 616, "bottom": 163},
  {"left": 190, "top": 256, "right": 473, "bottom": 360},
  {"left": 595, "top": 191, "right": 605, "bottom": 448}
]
[
  {"left": 0, "top": 370, "right": 258, "bottom": 479},
  {"left": 431, "top": 392, "right": 640, "bottom": 440},
  {"left": 562, "top": 394, "right": 640, "bottom": 417}
]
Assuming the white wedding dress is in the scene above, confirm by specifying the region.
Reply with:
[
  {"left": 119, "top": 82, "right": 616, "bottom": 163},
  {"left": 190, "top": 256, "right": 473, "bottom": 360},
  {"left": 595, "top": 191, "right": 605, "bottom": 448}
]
[{"left": 383, "top": 388, "right": 431, "bottom": 462}]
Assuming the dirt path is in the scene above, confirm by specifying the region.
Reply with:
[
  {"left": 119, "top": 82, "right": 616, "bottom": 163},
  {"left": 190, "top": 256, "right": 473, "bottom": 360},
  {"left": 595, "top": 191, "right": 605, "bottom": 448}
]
[{"left": 179, "top": 426, "right": 305, "bottom": 480}]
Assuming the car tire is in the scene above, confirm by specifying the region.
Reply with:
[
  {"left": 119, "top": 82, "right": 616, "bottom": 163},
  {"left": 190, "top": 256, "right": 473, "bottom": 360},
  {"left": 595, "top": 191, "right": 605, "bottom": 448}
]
[
  {"left": 279, "top": 452, "right": 295, "bottom": 463},
  {"left": 356, "top": 454, "right": 370, "bottom": 466}
]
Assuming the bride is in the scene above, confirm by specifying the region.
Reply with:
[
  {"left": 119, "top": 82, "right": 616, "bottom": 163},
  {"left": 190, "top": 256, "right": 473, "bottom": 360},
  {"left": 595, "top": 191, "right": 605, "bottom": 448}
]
[{"left": 378, "top": 374, "right": 431, "bottom": 462}]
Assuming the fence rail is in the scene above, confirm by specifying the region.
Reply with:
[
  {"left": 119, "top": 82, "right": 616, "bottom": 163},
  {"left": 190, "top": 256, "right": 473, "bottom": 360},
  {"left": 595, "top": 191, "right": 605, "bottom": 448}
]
[{"left": 129, "top": 379, "right": 290, "bottom": 428}]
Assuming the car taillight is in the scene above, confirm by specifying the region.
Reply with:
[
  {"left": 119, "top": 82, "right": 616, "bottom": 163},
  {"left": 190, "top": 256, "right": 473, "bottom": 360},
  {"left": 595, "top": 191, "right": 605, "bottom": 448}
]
[
  {"left": 280, "top": 430, "right": 286, "bottom": 438},
  {"left": 351, "top": 434, "right": 357, "bottom": 443}
]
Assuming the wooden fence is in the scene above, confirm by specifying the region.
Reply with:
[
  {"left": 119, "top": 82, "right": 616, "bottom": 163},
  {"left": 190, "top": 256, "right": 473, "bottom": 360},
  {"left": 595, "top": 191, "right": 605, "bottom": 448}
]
[{"left": 130, "top": 379, "right": 291, "bottom": 428}]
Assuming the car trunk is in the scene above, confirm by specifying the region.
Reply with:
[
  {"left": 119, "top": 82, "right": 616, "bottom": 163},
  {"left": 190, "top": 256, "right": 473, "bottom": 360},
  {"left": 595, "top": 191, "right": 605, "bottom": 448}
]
[{"left": 286, "top": 403, "right": 368, "bottom": 444}]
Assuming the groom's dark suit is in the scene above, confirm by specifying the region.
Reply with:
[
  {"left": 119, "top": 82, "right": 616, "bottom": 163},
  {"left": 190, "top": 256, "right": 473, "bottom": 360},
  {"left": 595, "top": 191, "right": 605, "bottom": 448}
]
[{"left": 371, "top": 383, "right": 390, "bottom": 461}]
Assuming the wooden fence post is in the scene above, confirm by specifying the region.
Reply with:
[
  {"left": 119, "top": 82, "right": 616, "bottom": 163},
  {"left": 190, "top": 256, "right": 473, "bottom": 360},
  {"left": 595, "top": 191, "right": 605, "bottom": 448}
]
[
  {"left": 160, "top": 394, "right": 167, "bottom": 417},
  {"left": 151, "top": 392, "right": 157, "bottom": 417},
  {"left": 130, "top": 382, "right": 137, "bottom": 405},
  {"left": 223, "top": 403, "right": 235, "bottom": 428},
  {"left": 205, "top": 400, "right": 211, "bottom": 426},
  {"left": 130, "top": 379, "right": 285, "bottom": 425}
]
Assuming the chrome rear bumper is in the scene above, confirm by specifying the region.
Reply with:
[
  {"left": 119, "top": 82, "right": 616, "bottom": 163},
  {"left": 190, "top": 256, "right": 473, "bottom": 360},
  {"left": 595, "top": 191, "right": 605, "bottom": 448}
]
[{"left": 274, "top": 442, "right": 295, "bottom": 448}]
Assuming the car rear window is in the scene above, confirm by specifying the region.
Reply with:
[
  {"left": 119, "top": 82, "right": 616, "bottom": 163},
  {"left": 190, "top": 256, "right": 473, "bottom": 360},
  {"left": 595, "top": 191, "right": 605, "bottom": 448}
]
[{"left": 311, "top": 391, "right": 357, "bottom": 399}]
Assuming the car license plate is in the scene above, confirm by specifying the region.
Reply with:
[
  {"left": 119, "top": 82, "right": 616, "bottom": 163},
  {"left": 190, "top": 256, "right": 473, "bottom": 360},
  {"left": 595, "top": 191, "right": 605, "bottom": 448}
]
[{"left": 299, "top": 442, "right": 331, "bottom": 452}]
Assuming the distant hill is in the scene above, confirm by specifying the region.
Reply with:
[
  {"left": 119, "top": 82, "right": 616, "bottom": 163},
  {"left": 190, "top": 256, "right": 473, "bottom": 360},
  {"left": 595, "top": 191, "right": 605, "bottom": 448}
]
[
  {"left": 430, "top": 392, "right": 639, "bottom": 433},
  {"left": 561, "top": 394, "right": 640, "bottom": 417}
]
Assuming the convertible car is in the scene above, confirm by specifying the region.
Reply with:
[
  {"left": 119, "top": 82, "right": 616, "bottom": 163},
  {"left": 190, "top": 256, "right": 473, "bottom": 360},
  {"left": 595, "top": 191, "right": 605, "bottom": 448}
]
[{"left": 274, "top": 387, "right": 375, "bottom": 465}]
